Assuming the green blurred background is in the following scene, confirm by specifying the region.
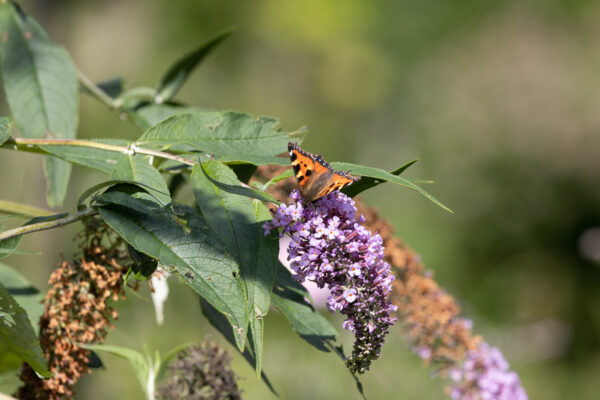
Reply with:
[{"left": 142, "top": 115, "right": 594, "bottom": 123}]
[{"left": 2, "top": 0, "right": 600, "bottom": 398}]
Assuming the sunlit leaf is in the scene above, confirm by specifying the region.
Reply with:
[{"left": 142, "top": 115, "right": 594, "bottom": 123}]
[
  {"left": 198, "top": 161, "right": 278, "bottom": 204},
  {"left": 342, "top": 160, "right": 418, "bottom": 197},
  {"left": 136, "top": 111, "right": 295, "bottom": 158},
  {"left": 331, "top": 161, "right": 452, "bottom": 212},
  {"left": 110, "top": 154, "right": 171, "bottom": 205}
]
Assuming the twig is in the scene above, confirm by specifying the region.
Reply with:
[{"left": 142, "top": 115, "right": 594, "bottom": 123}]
[
  {"left": 1, "top": 138, "right": 197, "bottom": 167},
  {"left": 77, "top": 67, "right": 120, "bottom": 110},
  {"left": 0, "top": 208, "right": 98, "bottom": 241}
]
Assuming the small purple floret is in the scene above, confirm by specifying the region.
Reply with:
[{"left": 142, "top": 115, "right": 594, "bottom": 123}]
[{"left": 264, "top": 190, "right": 397, "bottom": 373}]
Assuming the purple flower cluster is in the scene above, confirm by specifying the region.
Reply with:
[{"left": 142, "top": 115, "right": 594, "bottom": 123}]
[
  {"left": 264, "top": 190, "right": 397, "bottom": 374},
  {"left": 448, "top": 343, "right": 527, "bottom": 400}
]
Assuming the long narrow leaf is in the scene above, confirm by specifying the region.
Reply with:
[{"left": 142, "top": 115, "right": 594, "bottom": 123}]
[
  {"left": 0, "top": 3, "right": 78, "bottom": 207},
  {"left": 342, "top": 160, "right": 418, "bottom": 198},
  {"left": 331, "top": 161, "right": 452, "bottom": 212},
  {"left": 198, "top": 161, "right": 278, "bottom": 204},
  {"left": 157, "top": 28, "right": 234, "bottom": 101}
]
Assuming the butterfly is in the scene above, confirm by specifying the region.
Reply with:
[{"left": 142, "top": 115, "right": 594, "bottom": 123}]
[{"left": 288, "top": 142, "right": 360, "bottom": 202}]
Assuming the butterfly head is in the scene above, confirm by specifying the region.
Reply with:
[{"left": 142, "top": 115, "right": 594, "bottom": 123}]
[{"left": 288, "top": 142, "right": 360, "bottom": 202}]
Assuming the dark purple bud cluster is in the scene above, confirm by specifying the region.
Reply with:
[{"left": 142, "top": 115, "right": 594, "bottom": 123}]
[{"left": 264, "top": 190, "right": 397, "bottom": 373}]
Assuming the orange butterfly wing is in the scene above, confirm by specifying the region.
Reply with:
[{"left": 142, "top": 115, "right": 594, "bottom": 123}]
[{"left": 288, "top": 142, "right": 359, "bottom": 202}]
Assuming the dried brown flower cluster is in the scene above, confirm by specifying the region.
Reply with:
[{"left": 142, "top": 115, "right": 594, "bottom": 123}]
[
  {"left": 356, "top": 204, "right": 480, "bottom": 373},
  {"left": 157, "top": 340, "right": 241, "bottom": 400},
  {"left": 17, "top": 219, "right": 128, "bottom": 400},
  {"left": 254, "top": 165, "right": 480, "bottom": 375}
]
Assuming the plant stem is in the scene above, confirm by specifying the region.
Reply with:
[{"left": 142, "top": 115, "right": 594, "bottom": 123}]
[
  {"left": 0, "top": 208, "right": 98, "bottom": 241},
  {"left": 1, "top": 138, "right": 197, "bottom": 167},
  {"left": 77, "top": 67, "right": 120, "bottom": 110}
]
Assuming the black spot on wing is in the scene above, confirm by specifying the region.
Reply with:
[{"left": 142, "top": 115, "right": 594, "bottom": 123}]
[
  {"left": 305, "top": 169, "right": 312, "bottom": 176},
  {"left": 290, "top": 152, "right": 297, "bottom": 161},
  {"left": 297, "top": 175, "right": 305, "bottom": 182},
  {"left": 293, "top": 164, "right": 300, "bottom": 174}
]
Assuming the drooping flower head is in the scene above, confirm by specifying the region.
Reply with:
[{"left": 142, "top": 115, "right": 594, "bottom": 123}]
[
  {"left": 448, "top": 342, "right": 528, "bottom": 400},
  {"left": 264, "top": 190, "right": 397, "bottom": 374}
]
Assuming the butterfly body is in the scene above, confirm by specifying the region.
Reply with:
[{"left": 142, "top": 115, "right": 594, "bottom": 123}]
[{"left": 288, "top": 142, "right": 360, "bottom": 202}]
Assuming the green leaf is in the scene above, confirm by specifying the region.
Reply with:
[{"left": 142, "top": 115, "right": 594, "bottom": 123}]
[
  {"left": 110, "top": 154, "right": 171, "bottom": 206},
  {"left": 155, "top": 341, "right": 198, "bottom": 383},
  {"left": 330, "top": 161, "right": 453, "bottom": 213},
  {"left": 0, "top": 282, "right": 49, "bottom": 378},
  {"left": 271, "top": 268, "right": 337, "bottom": 352},
  {"left": 0, "top": 370, "right": 21, "bottom": 395},
  {"left": 0, "top": 236, "right": 22, "bottom": 260},
  {"left": 263, "top": 168, "right": 294, "bottom": 189},
  {"left": 218, "top": 154, "right": 289, "bottom": 167},
  {"left": 156, "top": 28, "right": 234, "bottom": 102},
  {"left": 191, "top": 161, "right": 281, "bottom": 375},
  {"left": 78, "top": 179, "right": 166, "bottom": 208},
  {"left": 136, "top": 111, "right": 294, "bottom": 158},
  {"left": 41, "top": 138, "right": 129, "bottom": 173},
  {"left": 0, "top": 263, "right": 44, "bottom": 391},
  {"left": 0, "top": 199, "right": 53, "bottom": 218},
  {"left": 128, "top": 102, "right": 201, "bottom": 131},
  {"left": 95, "top": 192, "right": 248, "bottom": 350},
  {"left": 198, "top": 161, "right": 278, "bottom": 204},
  {"left": 43, "top": 156, "right": 71, "bottom": 208},
  {"left": 0, "top": 116, "right": 11, "bottom": 145},
  {"left": 0, "top": 263, "right": 43, "bottom": 331},
  {"left": 0, "top": 3, "right": 79, "bottom": 207},
  {"left": 342, "top": 159, "right": 418, "bottom": 198},
  {"left": 83, "top": 344, "right": 149, "bottom": 398},
  {"left": 200, "top": 298, "right": 277, "bottom": 396}
]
